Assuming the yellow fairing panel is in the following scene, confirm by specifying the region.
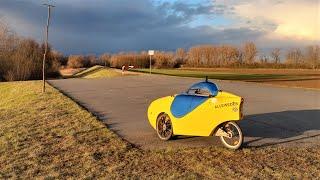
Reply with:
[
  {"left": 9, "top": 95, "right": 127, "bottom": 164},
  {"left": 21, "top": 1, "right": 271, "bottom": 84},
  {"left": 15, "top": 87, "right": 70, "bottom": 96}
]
[{"left": 147, "top": 91, "right": 243, "bottom": 137}]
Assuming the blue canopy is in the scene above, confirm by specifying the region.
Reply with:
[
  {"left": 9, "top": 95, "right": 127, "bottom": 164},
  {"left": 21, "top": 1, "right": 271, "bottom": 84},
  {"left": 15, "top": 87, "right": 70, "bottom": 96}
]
[
  {"left": 188, "top": 81, "right": 219, "bottom": 96},
  {"left": 170, "top": 81, "right": 219, "bottom": 118}
]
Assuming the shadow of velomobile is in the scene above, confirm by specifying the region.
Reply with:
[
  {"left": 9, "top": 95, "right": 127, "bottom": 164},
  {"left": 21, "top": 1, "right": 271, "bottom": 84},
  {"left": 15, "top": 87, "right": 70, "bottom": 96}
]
[{"left": 240, "top": 109, "right": 320, "bottom": 147}]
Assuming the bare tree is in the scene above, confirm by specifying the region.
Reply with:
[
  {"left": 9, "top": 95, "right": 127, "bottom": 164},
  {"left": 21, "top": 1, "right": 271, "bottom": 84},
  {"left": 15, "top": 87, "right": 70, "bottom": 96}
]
[
  {"left": 0, "top": 20, "right": 17, "bottom": 52},
  {"left": 243, "top": 42, "right": 257, "bottom": 64},
  {"left": 271, "top": 48, "right": 281, "bottom": 64},
  {"left": 237, "top": 50, "right": 244, "bottom": 64},
  {"left": 175, "top": 48, "right": 186, "bottom": 66},
  {"left": 259, "top": 55, "right": 268, "bottom": 64},
  {"left": 286, "top": 48, "right": 303, "bottom": 65},
  {"left": 67, "top": 55, "right": 86, "bottom": 68},
  {"left": 186, "top": 45, "right": 242, "bottom": 67},
  {"left": 305, "top": 45, "right": 319, "bottom": 69},
  {"left": 8, "top": 39, "right": 43, "bottom": 81},
  {"left": 51, "top": 50, "right": 66, "bottom": 66},
  {"left": 220, "top": 45, "right": 240, "bottom": 66},
  {"left": 154, "top": 51, "right": 175, "bottom": 68},
  {"left": 100, "top": 53, "right": 111, "bottom": 67},
  {"left": 188, "top": 46, "right": 202, "bottom": 66},
  {"left": 86, "top": 54, "right": 97, "bottom": 66},
  {"left": 176, "top": 48, "right": 186, "bottom": 59}
]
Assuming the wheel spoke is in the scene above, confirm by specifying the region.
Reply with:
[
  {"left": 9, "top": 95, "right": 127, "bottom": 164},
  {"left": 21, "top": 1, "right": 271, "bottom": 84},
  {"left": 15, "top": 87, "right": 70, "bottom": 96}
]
[
  {"left": 161, "top": 130, "right": 166, "bottom": 137},
  {"left": 161, "top": 128, "right": 165, "bottom": 136},
  {"left": 164, "top": 130, "right": 169, "bottom": 137}
]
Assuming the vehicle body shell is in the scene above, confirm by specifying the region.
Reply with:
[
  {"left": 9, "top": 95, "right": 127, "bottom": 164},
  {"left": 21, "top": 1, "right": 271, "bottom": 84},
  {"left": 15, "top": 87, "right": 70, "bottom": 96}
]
[{"left": 147, "top": 81, "right": 244, "bottom": 137}]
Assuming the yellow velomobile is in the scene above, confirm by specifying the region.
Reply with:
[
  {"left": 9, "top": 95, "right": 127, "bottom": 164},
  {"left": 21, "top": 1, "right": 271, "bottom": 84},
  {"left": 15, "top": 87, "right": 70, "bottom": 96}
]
[{"left": 147, "top": 78, "right": 244, "bottom": 149}]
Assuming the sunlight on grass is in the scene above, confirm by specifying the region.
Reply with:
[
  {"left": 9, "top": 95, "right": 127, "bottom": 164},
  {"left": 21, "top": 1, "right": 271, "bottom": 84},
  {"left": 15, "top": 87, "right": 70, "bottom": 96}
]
[
  {"left": 0, "top": 81, "right": 130, "bottom": 178},
  {"left": 73, "top": 65, "right": 104, "bottom": 78},
  {"left": 72, "top": 66, "right": 131, "bottom": 79},
  {"left": 83, "top": 68, "right": 124, "bottom": 79}
]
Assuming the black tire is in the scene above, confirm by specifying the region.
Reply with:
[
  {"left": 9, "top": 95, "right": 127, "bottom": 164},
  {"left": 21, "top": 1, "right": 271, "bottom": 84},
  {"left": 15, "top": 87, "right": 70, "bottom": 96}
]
[
  {"left": 156, "top": 113, "right": 173, "bottom": 141},
  {"left": 219, "top": 121, "right": 243, "bottom": 150}
]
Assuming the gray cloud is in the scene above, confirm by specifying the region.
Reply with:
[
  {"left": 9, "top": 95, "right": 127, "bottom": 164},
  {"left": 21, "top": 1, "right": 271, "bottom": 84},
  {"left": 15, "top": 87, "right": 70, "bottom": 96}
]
[{"left": 0, "top": 0, "right": 266, "bottom": 54}]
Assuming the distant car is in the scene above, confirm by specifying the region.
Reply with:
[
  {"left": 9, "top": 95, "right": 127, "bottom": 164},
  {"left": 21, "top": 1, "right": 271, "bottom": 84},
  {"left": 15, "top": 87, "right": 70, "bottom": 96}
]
[{"left": 147, "top": 78, "right": 244, "bottom": 149}]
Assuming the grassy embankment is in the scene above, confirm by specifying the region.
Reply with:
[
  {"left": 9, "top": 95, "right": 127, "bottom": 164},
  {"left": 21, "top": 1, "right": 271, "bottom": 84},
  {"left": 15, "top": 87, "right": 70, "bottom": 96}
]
[
  {"left": 1, "top": 81, "right": 320, "bottom": 178},
  {"left": 131, "top": 68, "right": 320, "bottom": 89},
  {"left": 62, "top": 65, "right": 127, "bottom": 79}
]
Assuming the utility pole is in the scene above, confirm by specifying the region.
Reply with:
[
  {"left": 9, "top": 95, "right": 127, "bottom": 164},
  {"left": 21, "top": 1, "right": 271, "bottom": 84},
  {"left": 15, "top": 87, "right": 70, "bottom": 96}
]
[{"left": 42, "top": 3, "right": 55, "bottom": 93}]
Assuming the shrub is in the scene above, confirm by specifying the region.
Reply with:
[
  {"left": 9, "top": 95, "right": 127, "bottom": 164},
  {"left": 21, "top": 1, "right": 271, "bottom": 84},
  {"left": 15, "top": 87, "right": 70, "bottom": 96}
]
[
  {"left": 0, "top": 38, "right": 60, "bottom": 81},
  {"left": 0, "top": 21, "right": 61, "bottom": 81},
  {"left": 67, "top": 55, "right": 88, "bottom": 68}
]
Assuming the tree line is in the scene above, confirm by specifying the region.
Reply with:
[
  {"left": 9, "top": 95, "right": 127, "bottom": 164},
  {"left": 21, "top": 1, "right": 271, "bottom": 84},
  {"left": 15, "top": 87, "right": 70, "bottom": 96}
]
[
  {"left": 96, "top": 43, "right": 319, "bottom": 69},
  {"left": 1, "top": 20, "right": 319, "bottom": 82},
  {"left": 66, "top": 43, "right": 319, "bottom": 70}
]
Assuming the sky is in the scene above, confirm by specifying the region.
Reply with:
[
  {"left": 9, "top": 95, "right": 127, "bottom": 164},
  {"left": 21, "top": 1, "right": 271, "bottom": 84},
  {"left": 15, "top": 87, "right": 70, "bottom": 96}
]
[{"left": 0, "top": 0, "right": 319, "bottom": 55}]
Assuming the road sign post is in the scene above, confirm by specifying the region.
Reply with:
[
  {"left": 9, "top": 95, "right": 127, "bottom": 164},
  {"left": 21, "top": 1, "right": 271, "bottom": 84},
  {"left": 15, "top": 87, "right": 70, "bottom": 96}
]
[{"left": 148, "top": 50, "right": 154, "bottom": 74}]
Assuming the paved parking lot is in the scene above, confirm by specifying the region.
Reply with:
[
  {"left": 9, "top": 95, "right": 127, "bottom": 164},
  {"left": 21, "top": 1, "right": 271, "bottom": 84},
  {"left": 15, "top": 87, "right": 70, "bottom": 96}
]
[{"left": 50, "top": 75, "right": 320, "bottom": 149}]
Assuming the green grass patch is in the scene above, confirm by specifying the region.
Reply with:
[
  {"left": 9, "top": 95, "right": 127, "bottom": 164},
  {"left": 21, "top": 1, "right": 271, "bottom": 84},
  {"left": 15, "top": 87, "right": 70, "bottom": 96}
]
[
  {"left": 0, "top": 81, "right": 319, "bottom": 178},
  {"left": 132, "top": 68, "right": 301, "bottom": 81}
]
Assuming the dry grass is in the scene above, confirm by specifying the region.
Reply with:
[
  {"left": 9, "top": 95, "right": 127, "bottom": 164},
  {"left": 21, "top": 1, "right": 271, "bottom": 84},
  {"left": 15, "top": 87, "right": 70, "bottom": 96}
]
[
  {"left": 1, "top": 81, "right": 319, "bottom": 179},
  {"left": 59, "top": 68, "right": 86, "bottom": 77}
]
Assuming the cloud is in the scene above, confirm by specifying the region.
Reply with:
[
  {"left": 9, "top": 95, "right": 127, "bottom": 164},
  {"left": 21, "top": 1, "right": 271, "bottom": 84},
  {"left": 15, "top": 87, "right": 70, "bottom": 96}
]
[
  {"left": 1, "top": 0, "right": 262, "bottom": 54},
  {"left": 219, "top": 0, "right": 319, "bottom": 41},
  {"left": 1, "top": 0, "right": 316, "bottom": 54}
]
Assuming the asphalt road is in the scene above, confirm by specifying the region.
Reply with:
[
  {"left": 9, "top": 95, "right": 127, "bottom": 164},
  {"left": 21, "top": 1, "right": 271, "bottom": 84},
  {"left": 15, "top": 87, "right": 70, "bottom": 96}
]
[{"left": 49, "top": 75, "right": 320, "bottom": 149}]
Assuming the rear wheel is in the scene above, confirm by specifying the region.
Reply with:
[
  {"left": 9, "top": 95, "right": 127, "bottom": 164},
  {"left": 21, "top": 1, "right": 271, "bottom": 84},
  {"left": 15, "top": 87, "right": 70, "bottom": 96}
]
[
  {"left": 156, "top": 113, "right": 173, "bottom": 141},
  {"left": 219, "top": 121, "right": 243, "bottom": 150}
]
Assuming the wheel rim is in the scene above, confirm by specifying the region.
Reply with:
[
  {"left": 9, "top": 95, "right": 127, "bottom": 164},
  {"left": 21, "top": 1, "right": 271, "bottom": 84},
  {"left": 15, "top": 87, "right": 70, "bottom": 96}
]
[
  {"left": 221, "top": 122, "right": 242, "bottom": 149},
  {"left": 157, "top": 114, "right": 172, "bottom": 140}
]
